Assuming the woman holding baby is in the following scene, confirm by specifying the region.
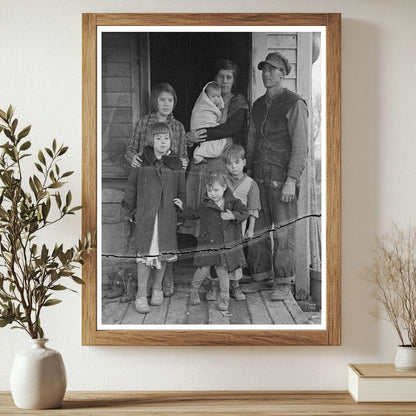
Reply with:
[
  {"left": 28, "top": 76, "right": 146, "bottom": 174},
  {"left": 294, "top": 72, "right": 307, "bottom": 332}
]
[{"left": 181, "top": 59, "right": 250, "bottom": 237}]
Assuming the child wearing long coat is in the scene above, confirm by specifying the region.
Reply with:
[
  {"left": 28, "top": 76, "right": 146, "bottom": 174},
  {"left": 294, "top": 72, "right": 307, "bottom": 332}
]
[
  {"left": 123, "top": 123, "right": 185, "bottom": 314},
  {"left": 174, "top": 171, "right": 248, "bottom": 311}
]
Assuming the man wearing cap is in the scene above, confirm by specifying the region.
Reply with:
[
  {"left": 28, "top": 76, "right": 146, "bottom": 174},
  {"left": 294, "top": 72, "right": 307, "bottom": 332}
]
[{"left": 245, "top": 51, "right": 308, "bottom": 301}]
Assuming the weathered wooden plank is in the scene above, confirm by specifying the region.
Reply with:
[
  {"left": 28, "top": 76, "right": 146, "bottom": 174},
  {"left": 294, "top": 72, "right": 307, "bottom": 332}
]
[
  {"left": 229, "top": 299, "right": 251, "bottom": 325},
  {"left": 164, "top": 287, "right": 189, "bottom": 325},
  {"left": 102, "top": 77, "right": 132, "bottom": 92},
  {"left": 103, "top": 122, "right": 132, "bottom": 138},
  {"left": 102, "top": 137, "right": 129, "bottom": 154},
  {"left": 102, "top": 300, "right": 130, "bottom": 324},
  {"left": 103, "top": 62, "right": 131, "bottom": 77},
  {"left": 102, "top": 92, "right": 132, "bottom": 108},
  {"left": 103, "top": 46, "right": 131, "bottom": 63},
  {"left": 143, "top": 296, "right": 170, "bottom": 325},
  {"left": 267, "top": 33, "right": 297, "bottom": 49},
  {"left": 120, "top": 302, "right": 146, "bottom": 325},
  {"left": 282, "top": 79, "right": 296, "bottom": 92},
  {"left": 245, "top": 292, "right": 273, "bottom": 325},
  {"left": 208, "top": 301, "right": 231, "bottom": 325},
  {"left": 131, "top": 34, "right": 142, "bottom": 130},
  {"left": 284, "top": 293, "right": 312, "bottom": 324},
  {"left": 286, "top": 64, "right": 297, "bottom": 79},
  {"left": 102, "top": 32, "right": 131, "bottom": 47},
  {"left": 102, "top": 107, "right": 132, "bottom": 123},
  {"left": 266, "top": 48, "right": 297, "bottom": 62},
  {"left": 102, "top": 187, "right": 124, "bottom": 204},
  {"left": 187, "top": 293, "right": 208, "bottom": 325},
  {"left": 260, "top": 291, "right": 295, "bottom": 325}
]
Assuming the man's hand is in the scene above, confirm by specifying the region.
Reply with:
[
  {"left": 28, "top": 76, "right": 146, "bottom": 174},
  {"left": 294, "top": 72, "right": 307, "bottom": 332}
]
[
  {"left": 221, "top": 210, "right": 236, "bottom": 221},
  {"left": 281, "top": 180, "right": 296, "bottom": 203},
  {"left": 131, "top": 154, "right": 142, "bottom": 168}
]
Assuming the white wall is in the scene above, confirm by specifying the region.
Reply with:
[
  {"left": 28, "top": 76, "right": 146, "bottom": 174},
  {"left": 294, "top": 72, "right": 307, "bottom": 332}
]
[{"left": 1, "top": 0, "right": 416, "bottom": 391}]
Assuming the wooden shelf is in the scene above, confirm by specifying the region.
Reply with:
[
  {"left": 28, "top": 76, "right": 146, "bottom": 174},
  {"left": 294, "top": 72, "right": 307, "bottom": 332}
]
[{"left": 1, "top": 391, "right": 416, "bottom": 415}]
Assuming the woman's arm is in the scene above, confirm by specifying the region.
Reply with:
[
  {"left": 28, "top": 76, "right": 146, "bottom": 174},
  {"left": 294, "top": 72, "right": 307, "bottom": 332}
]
[{"left": 203, "top": 108, "right": 247, "bottom": 141}]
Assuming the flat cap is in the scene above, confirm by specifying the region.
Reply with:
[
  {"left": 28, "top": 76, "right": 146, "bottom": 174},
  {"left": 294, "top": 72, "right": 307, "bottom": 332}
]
[{"left": 258, "top": 52, "right": 291, "bottom": 75}]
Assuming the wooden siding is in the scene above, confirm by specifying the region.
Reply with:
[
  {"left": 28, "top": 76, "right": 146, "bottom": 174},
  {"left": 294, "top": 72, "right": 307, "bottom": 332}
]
[{"left": 101, "top": 33, "right": 137, "bottom": 282}]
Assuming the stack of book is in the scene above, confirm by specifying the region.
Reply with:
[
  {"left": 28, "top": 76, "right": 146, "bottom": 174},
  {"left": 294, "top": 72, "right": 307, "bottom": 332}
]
[{"left": 348, "top": 364, "right": 416, "bottom": 402}]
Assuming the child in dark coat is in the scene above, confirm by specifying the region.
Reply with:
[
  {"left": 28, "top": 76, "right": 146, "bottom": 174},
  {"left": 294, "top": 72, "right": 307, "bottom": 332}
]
[
  {"left": 174, "top": 171, "right": 248, "bottom": 312},
  {"left": 123, "top": 122, "right": 185, "bottom": 314}
]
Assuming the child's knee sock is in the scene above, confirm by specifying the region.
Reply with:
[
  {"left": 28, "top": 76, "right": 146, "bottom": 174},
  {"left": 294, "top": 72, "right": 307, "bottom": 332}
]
[
  {"left": 152, "top": 262, "right": 167, "bottom": 291},
  {"left": 191, "top": 266, "right": 209, "bottom": 290},
  {"left": 137, "top": 263, "right": 151, "bottom": 297},
  {"left": 216, "top": 266, "right": 230, "bottom": 299},
  {"left": 163, "top": 262, "right": 174, "bottom": 286}
]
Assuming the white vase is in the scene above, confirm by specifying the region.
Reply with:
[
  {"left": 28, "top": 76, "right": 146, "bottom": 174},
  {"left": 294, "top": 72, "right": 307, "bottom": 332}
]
[
  {"left": 10, "top": 338, "right": 67, "bottom": 409},
  {"left": 394, "top": 345, "right": 416, "bottom": 371}
]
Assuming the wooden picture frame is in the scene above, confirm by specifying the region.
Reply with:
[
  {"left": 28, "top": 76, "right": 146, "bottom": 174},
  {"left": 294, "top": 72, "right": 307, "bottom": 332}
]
[{"left": 82, "top": 13, "right": 341, "bottom": 346}]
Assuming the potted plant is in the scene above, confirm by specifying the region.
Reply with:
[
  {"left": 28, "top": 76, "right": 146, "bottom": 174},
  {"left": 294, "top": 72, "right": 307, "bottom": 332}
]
[
  {"left": 363, "top": 223, "right": 416, "bottom": 370},
  {"left": 0, "top": 106, "right": 94, "bottom": 408}
]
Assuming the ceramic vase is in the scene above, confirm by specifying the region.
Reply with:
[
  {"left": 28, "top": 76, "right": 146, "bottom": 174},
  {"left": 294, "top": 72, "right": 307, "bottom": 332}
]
[
  {"left": 394, "top": 345, "right": 416, "bottom": 371},
  {"left": 10, "top": 338, "right": 67, "bottom": 409}
]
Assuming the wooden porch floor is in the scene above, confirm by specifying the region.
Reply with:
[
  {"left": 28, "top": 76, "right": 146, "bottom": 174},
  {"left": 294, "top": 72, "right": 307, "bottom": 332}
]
[{"left": 102, "top": 259, "right": 319, "bottom": 326}]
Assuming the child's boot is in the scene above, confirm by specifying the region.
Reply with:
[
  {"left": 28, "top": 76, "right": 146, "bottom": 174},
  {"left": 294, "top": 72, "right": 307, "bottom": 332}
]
[
  {"left": 218, "top": 298, "right": 229, "bottom": 311},
  {"left": 230, "top": 281, "right": 246, "bottom": 301},
  {"left": 135, "top": 296, "right": 150, "bottom": 314},
  {"left": 150, "top": 288, "right": 164, "bottom": 306},
  {"left": 189, "top": 288, "right": 201, "bottom": 305},
  {"left": 162, "top": 263, "right": 175, "bottom": 297}
]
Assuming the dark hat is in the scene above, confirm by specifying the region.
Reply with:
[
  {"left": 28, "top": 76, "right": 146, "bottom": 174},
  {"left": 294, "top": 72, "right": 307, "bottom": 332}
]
[{"left": 257, "top": 52, "right": 291, "bottom": 75}]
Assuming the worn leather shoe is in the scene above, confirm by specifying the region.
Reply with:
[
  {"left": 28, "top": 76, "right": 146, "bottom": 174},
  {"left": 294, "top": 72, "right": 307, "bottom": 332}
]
[
  {"left": 230, "top": 286, "right": 246, "bottom": 301},
  {"left": 218, "top": 298, "right": 229, "bottom": 311},
  {"left": 270, "top": 284, "right": 291, "bottom": 301},
  {"left": 135, "top": 296, "right": 150, "bottom": 314},
  {"left": 189, "top": 288, "right": 201, "bottom": 305},
  {"left": 240, "top": 279, "right": 274, "bottom": 294},
  {"left": 150, "top": 289, "right": 164, "bottom": 306}
]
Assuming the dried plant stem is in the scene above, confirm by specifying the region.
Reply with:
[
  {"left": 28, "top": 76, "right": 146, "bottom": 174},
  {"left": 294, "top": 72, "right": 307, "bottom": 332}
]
[{"left": 363, "top": 223, "right": 416, "bottom": 347}]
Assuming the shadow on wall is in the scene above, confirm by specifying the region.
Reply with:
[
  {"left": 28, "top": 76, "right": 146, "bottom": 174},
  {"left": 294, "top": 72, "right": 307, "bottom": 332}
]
[{"left": 341, "top": 19, "right": 381, "bottom": 355}]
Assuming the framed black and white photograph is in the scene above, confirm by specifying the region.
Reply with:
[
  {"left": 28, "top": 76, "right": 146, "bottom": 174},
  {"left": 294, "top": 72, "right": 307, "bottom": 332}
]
[{"left": 82, "top": 13, "right": 341, "bottom": 346}]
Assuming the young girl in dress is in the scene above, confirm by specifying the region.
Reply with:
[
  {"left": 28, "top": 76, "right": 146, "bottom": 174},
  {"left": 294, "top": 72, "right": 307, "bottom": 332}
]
[
  {"left": 174, "top": 171, "right": 248, "bottom": 312},
  {"left": 123, "top": 122, "right": 185, "bottom": 314},
  {"left": 125, "top": 83, "right": 188, "bottom": 298}
]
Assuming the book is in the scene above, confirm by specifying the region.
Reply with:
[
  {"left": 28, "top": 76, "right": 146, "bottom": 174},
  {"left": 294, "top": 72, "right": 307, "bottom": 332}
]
[{"left": 348, "top": 364, "right": 416, "bottom": 402}]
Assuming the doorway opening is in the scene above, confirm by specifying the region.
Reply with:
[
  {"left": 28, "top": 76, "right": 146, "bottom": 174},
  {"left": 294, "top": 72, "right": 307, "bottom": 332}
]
[{"left": 149, "top": 32, "right": 251, "bottom": 131}]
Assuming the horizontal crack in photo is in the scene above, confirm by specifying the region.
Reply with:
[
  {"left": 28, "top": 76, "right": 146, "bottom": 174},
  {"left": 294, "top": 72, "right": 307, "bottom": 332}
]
[{"left": 101, "top": 213, "right": 321, "bottom": 259}]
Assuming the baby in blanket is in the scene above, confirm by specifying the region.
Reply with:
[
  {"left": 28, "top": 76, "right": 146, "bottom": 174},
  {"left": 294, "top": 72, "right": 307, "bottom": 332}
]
[{"left": 190, "top": 81, "right": 232, "bottom": 164}]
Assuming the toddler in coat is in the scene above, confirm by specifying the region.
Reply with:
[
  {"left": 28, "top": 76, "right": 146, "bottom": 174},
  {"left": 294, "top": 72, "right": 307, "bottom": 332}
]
[
  {"left": 174, "top": 171, "right": 248, "bottom": 312},
  {"left": 122, "top": 122, "right": 185, "bottom": 314}
]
